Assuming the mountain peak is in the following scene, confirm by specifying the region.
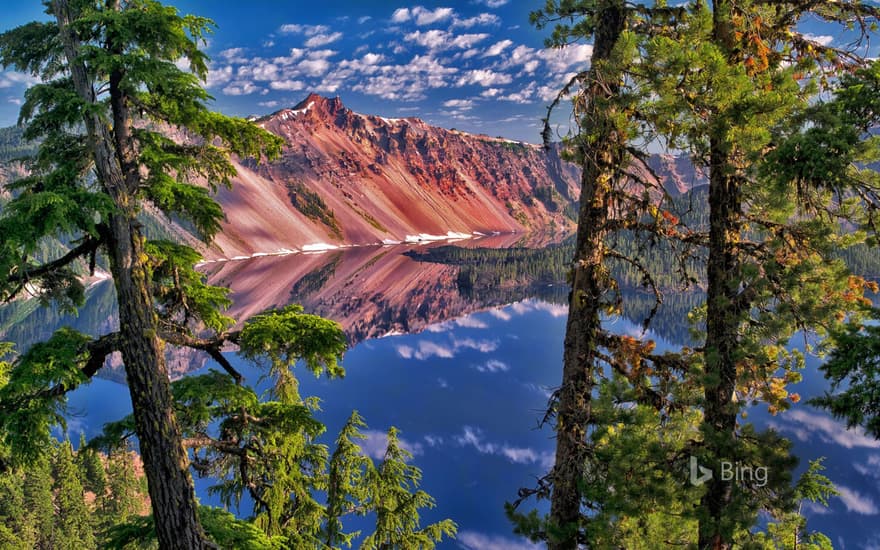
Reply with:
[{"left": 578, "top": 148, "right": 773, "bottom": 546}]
[{"left": 291, "top": 93, "right": 344, "bottom": 115}]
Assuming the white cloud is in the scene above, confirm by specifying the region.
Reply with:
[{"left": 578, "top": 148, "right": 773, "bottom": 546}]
[
  {"left": 358, "top": 16, "right": 372, "bottom": 24},
  {"left": 454, "top": 426, "right": 553, "bottom": 469},
  {"left": 484, "top": 39, "right": 513, "bottom": 57},
  {"left": 837, "top": 485, "right": 879, "bottom": 515},
  {"left": 801, "top": 501, "right": 832, "bottom": 516},
  {"left": 360, "top": 430, "right": 424, "bottom": 459},
  {"left": 353, "top": 54, "right": 458, "bottom": 101},
  {"left": 362, "top": 52, "right": 384, "bottom": 65},
  {"left": 476, "top": 359, "right": 509, "bottom": 373},
  {"left": 412, "top": 6, "right": 455, "bottom": 26},
  {"left": 456, "top": 315, "right": 488, "bottom": 329},
  {"left": 540, "top": 43, "right": 593, "bottom": 74},
  {"left": 219, "top": 47, "right": 248, "bottom": 62},
  {"left": 395, "top": 336, "right": 497, "bottom": 360},
  {"left": 273, "top": 48, "right": 306, "bottom": 65},
  {"left": 305, "top": 32, "right": 343, "bottom": 48},
  {"left": 298, "top": 58, "right": 331, "bottom": 77},
  {"left": 205, "top": 65, "right": 233, "bottom": 88},
  {"left": 279, "top": 24, "right": 330, "bottom": 36},
  {"left": 777, "top": 410, "right": 880, "bottom": 449},
  {"left": 458, "top": 531, "right": 541, "bottom": 550},
  {"left": 456, "top": 69, "right": 513, "bottom": 87},
  {"left": 258, "top": 100, "right": 280, "bottom": 108},
  {"left": 480, "top": 88, "right": 502, "bottom": 98},
  {"left": 803, "top": 33, "right": 834, "bottom": 46},
  {"left": 478, "top": 0, "right": 510, "bottom": 6},
  {"left": 7, "top": 97, "right": 22, "bottom": 106},
  {"left": 269, "top": 79, "right": 305, "bottom": 91},
  {"left": 222, "top": 81, "right": 260, "bottom": 96},
  {"left": 405, "top": 30, "right": 489, "bottom": 51},
  {"left": 443, "top": 98, "right": 474, "bottom": 110},
  {"left": 498, "top": 82, "right": 536, "bottom": 104},
  {"left": 391, "top": 8, "right": 411, "bottom": 23},
  {"left": 0, "top": 71, "right": 39, "bottom": 89},
  {"left": 453, "top": 13, "right": 501, "bottom": 29}
]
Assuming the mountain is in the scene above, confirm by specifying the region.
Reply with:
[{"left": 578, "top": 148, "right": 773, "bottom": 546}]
[{"left": 203, "top": 93, "right": 581, "bottom": 259}]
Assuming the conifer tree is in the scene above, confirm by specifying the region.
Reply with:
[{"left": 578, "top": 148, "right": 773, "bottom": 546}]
[
  {"left": 53, "top": 439, "right": 96, "bottom": 549},
  {"left": 24, "top": 453, "right": 55, "bottom": 549},
  {"left": 322, "top": 410, "right": 372, "bottom": 549},
  {"left": 639, "top": 3, "right": 880, "bottom": 546},
  {"left": 0, "top": 0, "right": 283, "bottom": 546},
  {"left": 77, "top": 432, "right": 108, "bottom": 509},
  {"left": 105, "top": 445, "right": 144, "bottom": 526},
  {"left": 360, "top": 427, "right": 457, "bottom": 550}
]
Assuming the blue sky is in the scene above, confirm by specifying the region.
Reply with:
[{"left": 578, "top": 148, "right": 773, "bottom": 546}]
[{"left": 0, "top": 1, "right": 593, "bottom": 143}]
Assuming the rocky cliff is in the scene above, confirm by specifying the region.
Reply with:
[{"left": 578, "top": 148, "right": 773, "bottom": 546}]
[{"left": 205, "top": 93, "right": 581, "bottom": 258}]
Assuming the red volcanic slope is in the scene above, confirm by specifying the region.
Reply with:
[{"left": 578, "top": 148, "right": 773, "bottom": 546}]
[{"left": 205, "top": 94, "right": 580, "bottom": 259}]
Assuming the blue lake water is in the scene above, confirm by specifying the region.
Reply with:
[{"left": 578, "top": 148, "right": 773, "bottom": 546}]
[{"left": 16, "top": 246, "right": 880, "bottom": 549}]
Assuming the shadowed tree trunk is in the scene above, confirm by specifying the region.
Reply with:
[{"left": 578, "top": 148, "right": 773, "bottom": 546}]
[{"left": 549, "top": 2, "right": 627, "bottom": 548}]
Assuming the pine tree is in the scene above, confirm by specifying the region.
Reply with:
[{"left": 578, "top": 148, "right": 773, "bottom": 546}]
[
  {"left": 322, "top": 410, "right": 372, "bottom": 549},
  {"left": 53, "top": 439, "right": 96, "bottom": 549},
  {"left": 105, "top": 445, "right": 144, "bottom": 526},
  {"left": 77, "top": 432, "right": 107, "bottom": 510},
  {"left": 360, "top": 427, "right": 456, "bottom": 550},
  {"left": 23, "top": 454, "right": 55, "bottom": 550},
  {"left": 0, "top": 1, "right": 282, "bottom": 546},
  {"left": 525, "top": 2, "right": 696, "bottom": 546}
]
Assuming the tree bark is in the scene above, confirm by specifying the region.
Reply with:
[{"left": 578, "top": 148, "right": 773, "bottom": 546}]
[
  {"left": 698, "top": 3, "right": 743, "bottom": 548},
  {"left": 549, "top": 3, "right": 627, "bottom": 548},
  {"left": 52, "top": 1, "right": 212, "bottom": 548}
]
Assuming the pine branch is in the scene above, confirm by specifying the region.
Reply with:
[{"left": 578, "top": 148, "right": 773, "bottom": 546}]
[
  {"left": 6, "top": 235, "right": 102, "bottom": 285},
  {"left": 158, "top": 329, "right": 244, "bottom": 384}
]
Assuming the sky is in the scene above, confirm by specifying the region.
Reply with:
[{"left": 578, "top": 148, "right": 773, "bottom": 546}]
[{"left": 0, "top": 1, "right": 593, "bottom": 143}]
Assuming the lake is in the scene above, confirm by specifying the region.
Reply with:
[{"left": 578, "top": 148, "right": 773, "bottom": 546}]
[{"left": 5, "top": 240, "right": 880, "bottom": 549}]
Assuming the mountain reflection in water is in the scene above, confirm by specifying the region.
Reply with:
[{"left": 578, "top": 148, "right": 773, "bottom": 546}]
[{"left": 2, "top": 240, "right": 877, "bottom": 547}]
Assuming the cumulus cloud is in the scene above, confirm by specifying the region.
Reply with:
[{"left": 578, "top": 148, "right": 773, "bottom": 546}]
[
  {"left": 391, "top": 7, "right": 412, "bottom": 23},
  {"left": 353, "top": 54, "right": 458, "bottom": 101},
  {"left": 218, "top": 47, "right": 248, "bottom": 62},
  {"left": 443, "top": 98, "right": 474, "bottom": 110},
  {"left": 775, "top": 409, "right": 880, "bottom": 449},
  {"left": 0, "top": 71, "right": 39, "bottom": 89},
  {"left": 413, "top": 6, "right": 455, "bottom": 25},
  {"left": 390, "top": 6, "right": 455, "bottom": 25},
  {"left": 453, "top": 13, "right": 501, "bottom": 28},
  {"left": 837, "top": 485, "right": 879, "bottom": 515},
  {"left": 205, "top": 66, "right": 233, "bottom": 88},
  {"left": 540, "top": 43, "right": 593, "bottom": 74},
  {"left": 359, "top": 430, "right": 424, "bottom": 459},
  {"left": 395, "top": 336, "right": 497, "bottom": 360},
  {"left": 279, "top": 23, "right": 330, "bottom": 36},
  {"left": 269, "top": 79, "right": 305, "bottom": 91},
  {"left": 222, "top": 81, "right": 260, "bottom": 96},
  {"left": 404, "top": 30, "right": 489, "bottom": 51},
  {"left": 803, "top": 33, "right": 834, "bottom": 46},
  {"left": 458, "top": 531, "right": 541, "bottom": 550},
  {"left": 305, "top": 32, "right": 343, "bottom": 48},
  {"left": 456, "top": 69, "right": 513, "bottom": 87},
  {"left": 483, "top": 39, "right": 513, "bottom": 57}
]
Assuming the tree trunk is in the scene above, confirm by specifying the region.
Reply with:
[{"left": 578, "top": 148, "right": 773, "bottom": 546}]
[
  {"left": 699, "top": 137, "right": 741, "bottom": 550},
  {"left": 549, "top": 3, "right": 626, "bottom": 548},
  {"left": 52, "top": 1, "right": 212, "bottom": 548},
  {"left": 699, "top": 3, "right": 742, "bottom": 547}
]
